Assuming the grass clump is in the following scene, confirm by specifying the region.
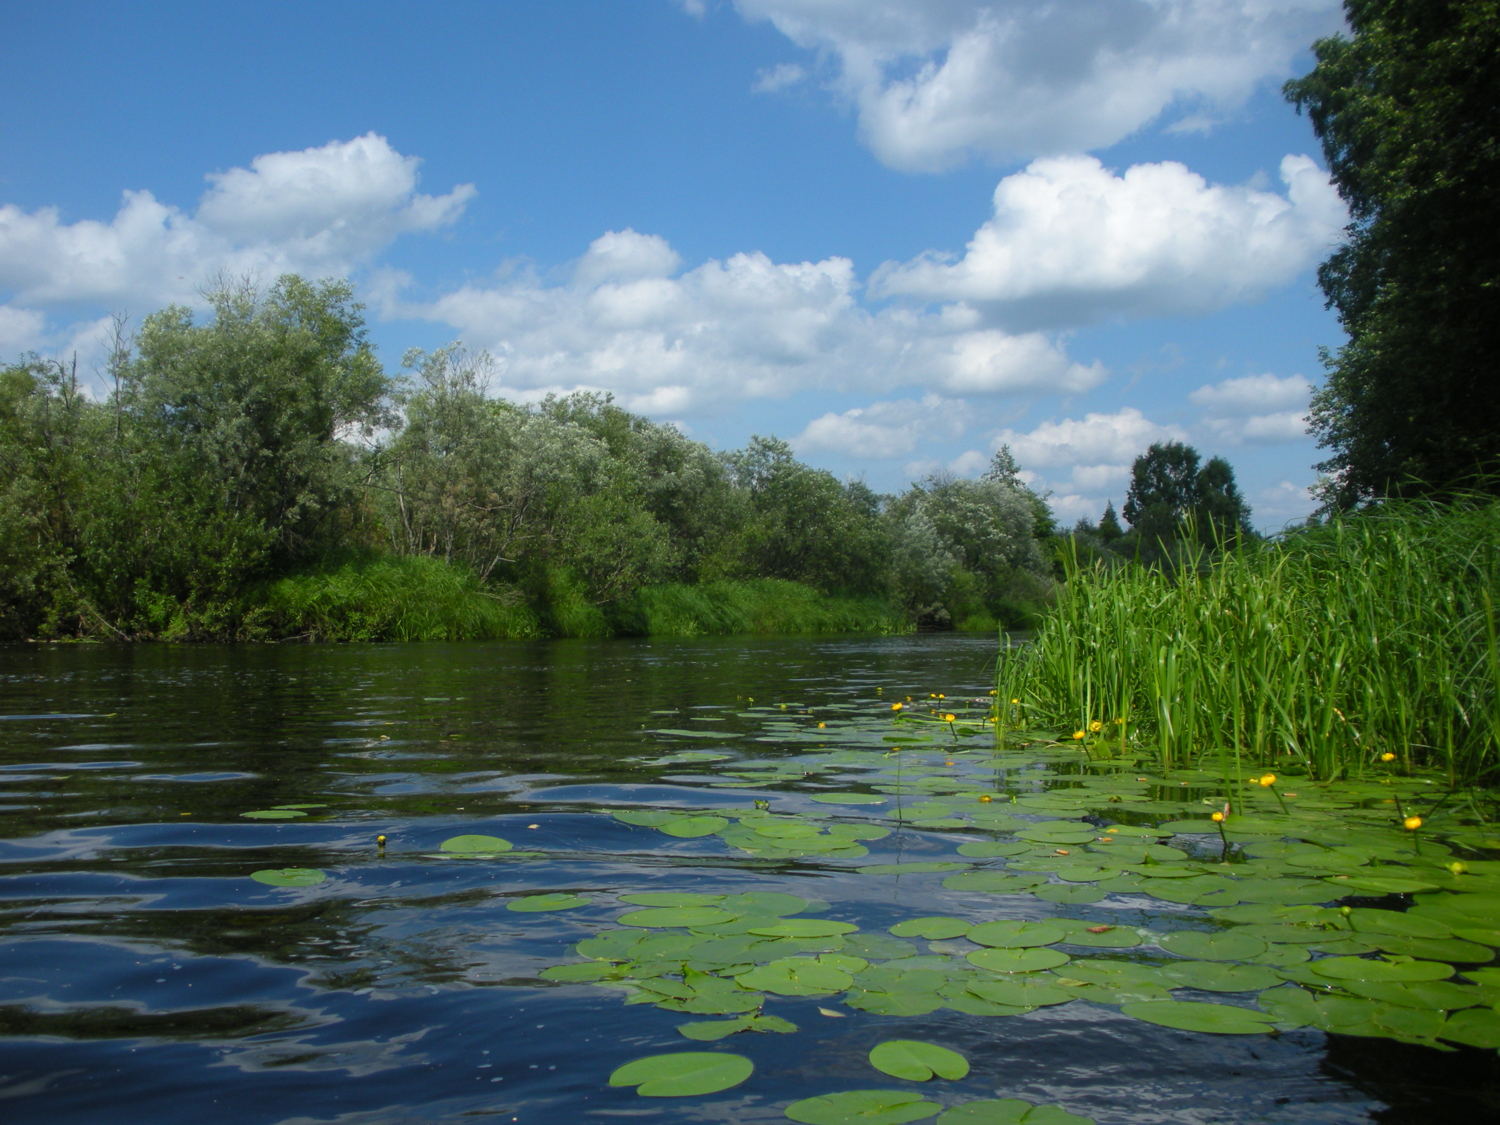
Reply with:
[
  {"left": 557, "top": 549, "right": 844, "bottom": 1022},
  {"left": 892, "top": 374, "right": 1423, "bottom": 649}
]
[
  {"left": 999, "top": 498, "right": 1500, "bottom": 783},
  {"left": 257, "top": 554, "right": 541, "bottom": 641},
  {"left": 613, "top": 579, "right": 907, "bottom": 637}
]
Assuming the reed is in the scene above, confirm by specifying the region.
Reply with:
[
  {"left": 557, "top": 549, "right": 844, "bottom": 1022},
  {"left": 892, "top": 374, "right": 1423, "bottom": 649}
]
[
  {"left": 998, "top": 498, "right": 1500, "bottom": 784},
  {"left": 258, "top": 554, "right": 542, "bottom": 641}
]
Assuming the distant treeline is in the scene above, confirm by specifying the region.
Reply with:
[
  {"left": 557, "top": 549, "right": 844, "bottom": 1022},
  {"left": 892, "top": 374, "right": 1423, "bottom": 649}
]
[{"left": 1, "top": 276, "right": 1082, "bottom": 642}]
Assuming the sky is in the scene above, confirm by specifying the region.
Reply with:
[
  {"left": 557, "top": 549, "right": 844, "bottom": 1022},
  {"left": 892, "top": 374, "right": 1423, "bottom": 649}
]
[{"left": 0, "top": 0, "right": 1351, "bottom": 530}]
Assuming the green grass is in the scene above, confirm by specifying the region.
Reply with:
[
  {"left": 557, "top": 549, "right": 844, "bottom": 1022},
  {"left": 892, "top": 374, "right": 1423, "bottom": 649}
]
[
  {"left": 612, "top": 579, "right": 907, "bottom": 637},
  {"left": 257, "top": 554, "right": 542, "bottom": 641},
  {"left": 999, "top": 498, "right": 1500, "bottom": 784}
]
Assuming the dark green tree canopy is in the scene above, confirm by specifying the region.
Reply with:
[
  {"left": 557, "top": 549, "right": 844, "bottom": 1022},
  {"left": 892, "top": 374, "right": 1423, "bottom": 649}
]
[
  {"left": 1123, "top": 441, "right": 1252, "bottom": 548},
  {"left": 1285, "top": 0, "right": 1500, "bottom": 505}
]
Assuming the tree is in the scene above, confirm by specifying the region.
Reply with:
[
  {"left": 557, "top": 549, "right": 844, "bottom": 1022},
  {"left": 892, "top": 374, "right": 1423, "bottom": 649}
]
[
  {"left": 1097, "top": 501, "right": 1124, "bottom": 542},
  {"left": 1123, "top": 442, "right": 1252, "bottom": 550},
  {"left": 1285, "top": 0, "right": 1500, "bottom": 506}
]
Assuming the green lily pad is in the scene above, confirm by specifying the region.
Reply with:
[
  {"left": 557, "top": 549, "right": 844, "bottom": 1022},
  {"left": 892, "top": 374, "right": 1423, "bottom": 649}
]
[
  {"left": 1121, "top": 1000, "right": 1278, "bottom": 1034},
  {"left": 1016, "top": 826, "right": 1101, "bottom": 845},
  {"left": 439, "top": 834, "right": 513, "bottom": 854},
  {"left": 967, "top": 921, "right": 1066, "bottom": 948},
  {"left": 241, "top": 809, "right": 305, "bottom": 819},
  {"left": 1309, "top": 956, "right": 1454, "bottom": 983},
  {"left": 1162, "top": 961, "right": 1284, "bottom": 993},
  {"left": 1439, "top": 1007, "right": 1500, "bottom": 1048},
  {"left": 508, "top": 893, "right": 588, "bottom": 912},
  {"left": 250, "top": 868, "right": 325, "bottom": 887},
  {"left": 937, "top": 1099, "right": 1096, "bottom": 1125},
  {"left": 785, "top": 1090, "right": 942, "bottom": 1125},
  {"left": 620, "top": 907, "right": 737, "bottom": 928},
  {"left": 1050, "top": 921, "right": 1141, "bottom": 948},
  {"left": 737, "top": 958, "right": 854, "bottom": 995},
  {"left": 750, "top": 920, "right": 858, "bottom": 938},
  {"left": 1159, "top": 931, "right": 1268, "bottom": 962},
  {"left": 1336, "top": 979, "right": 1484, "bottom": 1009},
  {"left": 964, "top": 978, "right": 1077, "bottom": 1008},
  {"left": 890, "top": 917, "right": 973, "bottom": 940},
  {"left": 1370, "top": 935, "right": 1495, "bottom": 963},
  {"left": 678, "top": 1015, "right": 798, "bottom": 1040},
  {"left": 608, "top": 1051, "right": 753, "bottom": 1097},
  {"left": 810, "top": 793, "right": 888, "bottom": 805},
  {"left": 661, "top": 816, "right": 730, "bottom": 837},
  {"left": 1334, "top": 875, "right": 1441, "bottom": 895},
  {"left": 272, "top": 803, "right": 326, "bottom": 809},
  {"left": 858, "top": 863, "right": 968, "bottom": 876},
  {"left": 1035, "top": 884, "right": 1107, "bottom": 905},
  {"left": 869, "top": 1040, "right": 970, "bottom": 1082},
  {"left": 968, "top": 948, "right": 1070, "bottom": 973}
]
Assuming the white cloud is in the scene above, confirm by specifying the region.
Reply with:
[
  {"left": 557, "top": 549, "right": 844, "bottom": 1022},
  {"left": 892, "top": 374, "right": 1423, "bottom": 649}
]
[
  {"left": 0, "top": 133, "right": 473, "bottom": 311},
  {"left": 792, "top": 395, "right": 967, "bottom": 458},
  {"left": 994, "top": 407, "right": 1185, "bottom": 470},
  {"left": 1255, "top": 478, "right": 1316, "bottom": 527},
  {"left": 732, "top": 0, "right": 1345, "bottom": 171},
  {"left": 871, "top": 154, "right": 1346, "bottom": 329},
  {"left": 0, "top": 305, "right": 44, "bottom": 355},
  {"left": 1192, "top": 371, "right": 1313, "bottom": 444},
  {"left": 394, "top": 232, "right": 1107, "bottom": 415},
  {"left": 753, "top": 62, "right": 807, "bottom": 93}
]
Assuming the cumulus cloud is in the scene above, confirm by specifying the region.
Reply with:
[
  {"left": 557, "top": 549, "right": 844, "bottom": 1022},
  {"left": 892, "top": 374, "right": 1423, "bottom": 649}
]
[
  {"left": 1191, "top": 371, "right": 1313, "bottom": 444},
  {"left": 0, "top": 305, "right": 45, "bottom": 356},
  {"left": 792, "top": 395, "right": 967, "bottom": 458},
  {"left": 753, "top": 62, "right": 807, "bottom": 93},
  {"left": 0, "top": 133, "right": 474, "bottom": 311},
  {"left": 872, "top": 154, "right": 1346, "bottom": 329},
  {"left": 394, "top": 232, "right": 1107, "bottom": 415},
  {"left": 732, "top": 0, "right": 1345, "bottom": 171}
]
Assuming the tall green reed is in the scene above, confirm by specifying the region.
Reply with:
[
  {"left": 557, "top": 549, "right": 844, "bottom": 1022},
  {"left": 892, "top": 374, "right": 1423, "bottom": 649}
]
[{"left": 999, "top": 499, "right": 1500, "bottom": 783}]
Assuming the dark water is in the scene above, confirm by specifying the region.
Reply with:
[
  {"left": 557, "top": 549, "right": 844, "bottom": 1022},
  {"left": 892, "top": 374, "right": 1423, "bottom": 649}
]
[{"left": 0, "top": 636, "right": 1494, "bottom": 1124}]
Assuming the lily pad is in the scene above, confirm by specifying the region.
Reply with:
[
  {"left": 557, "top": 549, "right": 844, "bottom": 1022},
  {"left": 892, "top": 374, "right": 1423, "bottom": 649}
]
[
  {"left": 250, "top": 868, "right": 325, "bottom": 887},
  {"left": 966, "top": 921, "right": 1066, "bottom": 948},
  {"left": 737, "top": 958, "right": 854, "bottom": 995},
  {"left": 937, "top": 1100, "right": 1096, "bottom": 1125},
  {"left": 608, "top": 1051, "right": 753, "bottom": 1097},
  {"left": 1162, "top": 961, "right": 1284, "bottom": 993},
  {"left": 620, "top": 892, "right": 726, "bottom": 907},
  {"left": 241, "top": 809, "right": 305, "bottom": 819},
  {"left": 750, "top": 920, "right": 859, "bottom": 938},
  {"left": 661, "top": 816, "right": 731, "bottom": 838},
  {"left": 508, "top": 892, "right": 588, "bottom": 912},
  {"left": 858, "top": 863, "right": 968, "bottom": 876},
  {"left": 811, "top": 793, "right": 888, "bottom": 805},
  {"left": 968, "top": 948, "right": 1070, "bottom": 973},
  {"left": 1309, "top": 956, "right": 1454, "bottom": 983},
  {"left": 439, "top": 834, "right": 513, "bottom": 854},
  {"left": 890, "top": 917, "right": 973, "bottom": 941},
  {"left": 869, "top": 1040, "right": 970, "bottom": 1082},
  {"left": 785, "top": 1090, "right": 942, "bottom": 1125},
  {"left": 1159, "top": 930, "right": 1268, "bottom": 962},
  {"left": 613, "top": 810, "right": 680, "bottom": 827},
  {"left": 1121, "top": 1000, "right": 1277, "bottom": 1034}
]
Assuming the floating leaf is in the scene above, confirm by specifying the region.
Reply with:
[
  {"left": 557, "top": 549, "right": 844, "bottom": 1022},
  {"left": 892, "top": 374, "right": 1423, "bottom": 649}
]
[
  {"left": 620, "top": 907, "right": 737, "bottom": 928},
  {"left": 858, "top": 863, "right": 968, "bottom": 876},
  {"left": 439, "top": 834, "right": 513, "bottom": 854},
  {"left": 1162, "top": 961, "right": 1283, "bottom": 993},
  {"left": 608, "top": 1051, "right": 753, "bottom": 1097},
  {"left": 508, "top": 893, "right": 588, "bottom": 912},
  {"left": 1337, "top": 978, "right": 1483, "bottom": 1010},
  {"left": 965, "top": 978, "right": 1076, "bottom": 1008},
  {"left": 1440, "top": 1007, "right": 1500, "bottom": 1049},
  {"left": 966, "top": 921, "right": 1066, "bottom": 949},
  {"left": 810, "top": 793, "right": 888, "bottom": 805},
  {"left": 272, "top": 803, "right": 326, "bottom": 809},
  {"left": 613, "top": 810, "right": 680, "bottom": 827},
  {"left": 937, "top": 1099, "right": 1096, "bottom": 1125},
  {"left": 661, "top": 816, "right": 730, "bottom": 837},
  {"left": 1050, "top": 921, "right": 1141, "bottom": 948},
  {"left": 1121, "top": 1000, "right": 1277, "bottom": 1034},
  {"left": 1159, "top": 930, "right": 1267, "bottom": 962},
  {"left": 785, "top": 1089, "right": 942, "bottom": 1125},
  {"left": 250, "top": 868, "right": 325, "bottom": 887},
  {"left": 869, "top": 1040, "right": 970, "bottom": 1082},
  {"left": 738, "top": 958, "right": 854, "bottom": 995},
  {"left": 1309, "top": 956, "right": 1454, "bottom": 983},
  {"left": 890, "top": 917, "right": 972, "bottom": 940},
  {"left": 241, "top": 809, "right": 304, "bottom": 819},
  {"left": 967, "top": 948, "right": 1070, "bottom": 973}
]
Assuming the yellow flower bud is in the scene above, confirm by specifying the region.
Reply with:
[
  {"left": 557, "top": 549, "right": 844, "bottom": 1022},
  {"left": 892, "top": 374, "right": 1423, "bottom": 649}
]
[
  {"left": 891, "top": 702, "right": 903, "bottom": 711},
  {"left": 1089, "top": 720, "right": 1103, "bottom": 732},
  {"left": 979, "top": 795, "right": 992, "bottom": 803},
  {"left": 1211, "top": 812, "right": 1224, "bottom": 822},
  {"left": 944, "top": 713, "right": 956, "bottom": 722},
  {"left": 1072, "top": 730, "right": 1086, "bottom": 740},
  {"left": 1404, "top": 815, "right": 1422, "bottom": 831},
  {"left": 1380, "top": 752, "right": 1396, "bottom": 762},
  {"left": 1259, "top": 774, "right": 1276, "bottom": 787}
]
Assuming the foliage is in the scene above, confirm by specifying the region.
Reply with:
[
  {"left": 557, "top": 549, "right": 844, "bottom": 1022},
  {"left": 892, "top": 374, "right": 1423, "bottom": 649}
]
[
  {"left": 1285, "top": 0, "right": 1500, "bottom": 505},
  {"left": 1001, "top": 497, "right": 1500, "bottom": 782},
  {"left": 1121, "top": 441, "right": 1253, "bottom": 556}
]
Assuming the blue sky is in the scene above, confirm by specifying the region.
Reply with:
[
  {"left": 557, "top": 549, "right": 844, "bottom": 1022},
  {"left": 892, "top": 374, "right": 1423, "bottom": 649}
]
[{"left": 1, "top": 0, "right": 1350, "bottom": 529}]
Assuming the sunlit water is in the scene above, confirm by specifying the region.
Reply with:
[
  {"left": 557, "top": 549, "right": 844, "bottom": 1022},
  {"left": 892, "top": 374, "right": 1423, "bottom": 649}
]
[{"left": 0, "top": 636, "right": 1494, "bottom": 1123}]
